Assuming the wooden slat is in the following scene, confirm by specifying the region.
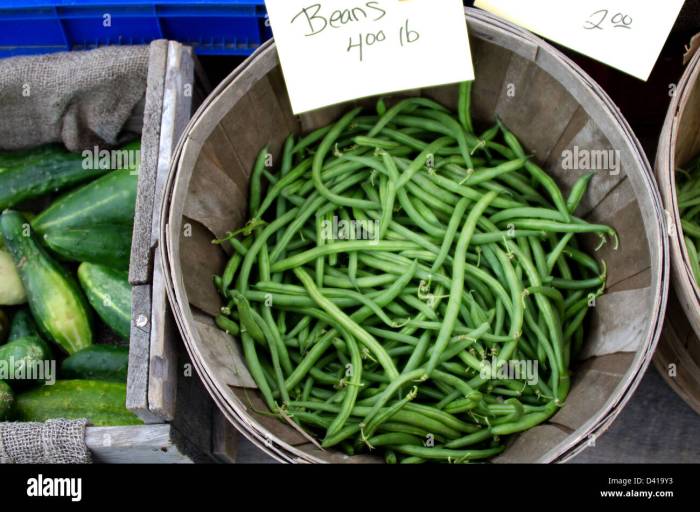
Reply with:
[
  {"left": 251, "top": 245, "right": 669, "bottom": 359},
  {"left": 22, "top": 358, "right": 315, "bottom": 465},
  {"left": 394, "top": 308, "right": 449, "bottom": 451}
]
[
  {"left": 86, "top": 425, "right": 193, "bottom": 464},
  {"left": 129, "top": 40, "right": 168, "bottom": 286}
]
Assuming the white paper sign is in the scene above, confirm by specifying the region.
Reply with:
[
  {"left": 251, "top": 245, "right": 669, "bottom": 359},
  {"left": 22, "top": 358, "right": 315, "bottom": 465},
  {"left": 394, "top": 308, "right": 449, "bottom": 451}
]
[
  {"left": 475, "top": 0, "right": 685, "bottom": 81},
  {"left": 265, "top": 0, "right": 474, "bottom": 114}
]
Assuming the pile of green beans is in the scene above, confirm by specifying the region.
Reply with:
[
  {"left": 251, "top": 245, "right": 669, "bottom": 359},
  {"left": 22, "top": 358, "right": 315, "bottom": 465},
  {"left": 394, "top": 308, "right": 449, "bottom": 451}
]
[
  {"left": 677, "top": 155, "right": 700, "bottom": 286},
  {"left": 212, "top": 82, "right": 616, "bottom": 464}
]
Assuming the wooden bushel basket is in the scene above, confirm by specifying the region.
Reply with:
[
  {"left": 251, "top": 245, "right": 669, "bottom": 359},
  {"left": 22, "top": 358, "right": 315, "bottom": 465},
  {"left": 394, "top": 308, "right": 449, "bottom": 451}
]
[
  {"left": 160, "top": 9, "right": 669, "bottom": 463},
  {"left": 654, "top": 35, "right": 700, "bottom": 414}
]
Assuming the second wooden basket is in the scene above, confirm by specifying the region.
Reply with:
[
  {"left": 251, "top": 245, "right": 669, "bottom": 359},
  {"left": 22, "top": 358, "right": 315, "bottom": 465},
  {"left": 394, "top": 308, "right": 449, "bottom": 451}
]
[{"left": 654, "top": 36, "right": 700, "bottom": 414}]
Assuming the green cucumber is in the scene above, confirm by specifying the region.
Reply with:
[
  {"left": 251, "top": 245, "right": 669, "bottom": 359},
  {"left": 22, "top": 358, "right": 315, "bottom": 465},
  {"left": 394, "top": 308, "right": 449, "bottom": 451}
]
[
  {"left": 31, "top": 165, "right": 139, "bottom": 234},
  {"left": 0, "top": 144, "right": 77, "bottom": 169},
  {"left": 43, "top": 224, "right": 133, "bottom": 270},
  {"left": 77, "top": 263, "right": 131, "bottom": 340},
  {"left": 0, "top": 144, "right": 110, "bottom": 210},
  {"left": 0, "top": 335, "right": 53, "bottom": 387},
  {"left": 0, "top": 380, "right": 13, "bottom": 420},
  {"left": 0, "top": 309, "right": 8, "bottom": 344},
  {"left": 8, "top": 309, "right": 39, "bottom": 342},
  {"left": 61, "top": 345, "right": 129, "bottom": 383},
  {"left": 14, "top": 380, "right": 142, "bottom": 426},
  {"left": 1, "top": 210, "right": 93, "bottom": 354}
]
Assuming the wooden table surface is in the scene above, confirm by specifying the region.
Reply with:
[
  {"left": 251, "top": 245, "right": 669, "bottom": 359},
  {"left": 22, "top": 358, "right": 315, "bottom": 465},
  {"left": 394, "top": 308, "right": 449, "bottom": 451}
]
[{"left": 234, "top": 367, "right": 700, "bottom": 463}]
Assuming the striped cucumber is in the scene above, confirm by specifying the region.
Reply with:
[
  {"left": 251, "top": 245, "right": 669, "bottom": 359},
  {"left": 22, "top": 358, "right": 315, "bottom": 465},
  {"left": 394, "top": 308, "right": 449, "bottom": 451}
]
[
  {"left": 8, "top": 309, "right": 39, "bottom": 342},
  {"left": 0, "top": 144, "right": 110, "bottom": 209},
  {"left": 14, "top": 380, "right": 142, "bottom": 426},
  {"left": 43, "top": 224, "right": 133, "bottom": 270},
  {"left": 0, "top": 335, "right": 53, "bottom": 387},
  {"left": 0, "top": 380, "right": 13, "bottom": 420},
  {"left": 77, "top": 263, "right": 131, "bottom": 341},
  {"left": 1, "top": 210, "right": 93, "bottom": 354},
  {"left": 61, "top": 345, "right": 129, "bottom": 383},
  {"left": 31, "top": 163, "right": 139, "bottom": 234}
]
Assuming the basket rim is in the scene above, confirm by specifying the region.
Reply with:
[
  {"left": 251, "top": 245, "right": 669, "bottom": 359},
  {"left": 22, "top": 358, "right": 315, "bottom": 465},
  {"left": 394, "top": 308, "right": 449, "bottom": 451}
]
[
  {"left": 159, "top": 7, "right": 670, "bottom": 463},
  {"left": 656, "top": 44, "right": 700, "bottom": 319}
]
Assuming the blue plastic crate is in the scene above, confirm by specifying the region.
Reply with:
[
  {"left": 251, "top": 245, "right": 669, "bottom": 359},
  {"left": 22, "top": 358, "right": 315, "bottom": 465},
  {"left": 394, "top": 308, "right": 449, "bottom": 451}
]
[{"left": 0, "top": 1, "right": 271, "bottom": 57}]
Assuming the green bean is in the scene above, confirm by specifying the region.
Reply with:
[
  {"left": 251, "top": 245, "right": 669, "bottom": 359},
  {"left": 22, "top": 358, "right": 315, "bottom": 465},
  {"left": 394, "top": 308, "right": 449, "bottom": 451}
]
[
  {"left": 271, "top": 241, "right": 418, "bottom": 273},
  {"left": 686, "top": 237, "right": 700, "bottom": 287},
  {"left": 490, "top": 401, "right": 559, "bottom": 435},
  {"left": 458, "top": 81, "right": 474, "bottom": 134},
  {"left": 567, "top": 172, "right": 595, "bottom": 213},
  {"left": 499, "top": 121, "right": 571, "bottom": 222},
  {"left": 215, "top": 315, "right": 240, "bottom": 336},
  {"left": 313, "top": 108, "right": 379, "bottom": 210},
  {"left": 368, "top": 433, "right": 423, "bottom": 448},
  {"left": 290, "top": 400, "right": 460, "bottom": 439},
  {"left": 293, "top": 125, "right": 332, "bottom": 155},
  {"left": 393, "top": 137, "right": 452, "bottom": 189},
  {"left": 249, "top": 146, "right": 269, "bottom": 217},
  {"left": 325, "top": 332, "right": 363, "bottom": 440},
  {"left": 231, "top": 291, "right": 265, "bottom": 343},
  {"left": 251, "top": 308, "right": 290, "bottom": 403},
  {"left": 461, "top": 158, "right": 528, "bottom": 187},
  {"left": 368, "top": 97, "right": 447, "bottom": 138},
  {"left": 293, "top": 267, "right": 400, "bottom": 379},
  {"left": 431, "top": 197, "right": 470, "bottom": 273},
  {"left": 241, "top": 332, "right": 276, "bottom": 410},
  {"left": 426, "top": 192, "right": 498, "bottom": 374},
  {"left": 414, "top": 109, "right": 476, "bottom": 170},
  {"left": 389, "top": 445, "right": 505, "bottom": 462},
  {"left": 444, "top": 428, "right": 492, "bottom": 449},
  {"left": 363, "top": 386, "right": 418, "bottom": 442}
]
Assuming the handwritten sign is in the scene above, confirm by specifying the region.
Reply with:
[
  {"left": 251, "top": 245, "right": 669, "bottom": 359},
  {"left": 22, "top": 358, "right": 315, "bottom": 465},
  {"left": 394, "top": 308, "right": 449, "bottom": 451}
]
[
  {"left": 474, "top": 0, "right": 685, "bottom": 81},
  {"left": 265, "top": 0, "right": 474, "bottom": 114}
]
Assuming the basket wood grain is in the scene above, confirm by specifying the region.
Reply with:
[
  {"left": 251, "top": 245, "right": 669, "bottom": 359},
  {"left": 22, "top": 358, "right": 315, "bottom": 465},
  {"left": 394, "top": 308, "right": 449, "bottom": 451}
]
[
  {"left": 654, "top": 36, "right": 700, "bottom": 414},
  {"left": 160, "top": 8, "right": 669, "bottom": 463}
]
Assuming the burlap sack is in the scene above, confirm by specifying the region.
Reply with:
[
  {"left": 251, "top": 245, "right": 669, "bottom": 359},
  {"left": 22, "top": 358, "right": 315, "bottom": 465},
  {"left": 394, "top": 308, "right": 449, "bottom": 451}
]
[
  {"left": 0, "top": 44, "right": 150, "bottom": 152},
  {"left": 0, "top": 419, "right": 91, "bottom": 464}
]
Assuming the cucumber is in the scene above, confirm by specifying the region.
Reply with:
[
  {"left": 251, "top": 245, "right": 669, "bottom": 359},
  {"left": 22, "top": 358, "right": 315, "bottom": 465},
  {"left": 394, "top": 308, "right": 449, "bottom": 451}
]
[
  {"left": 77, "top": 263, "right": 131, "bottom": 341},
  {"left": 0, "top": 246, "right": 27, "bottom": 306},
  {"left": 1, "top": 210, "right": 93, "bottom": 355},
  {"left": 8, "top": 309, "right": 39, "bottom": 342},
  {"left": 0, "top": 380, "right": 13, "bottom": 420},
  {"left": 0, "top": 144, "right": 109, "bottom": 210},
  {"left": 61, "top": 345, "right": 129, "bottom": 383},
  {"left": 0, "top": 144, "right": 71, "bottom": 169},
  {"left": 14, "top": 380, "right": 142, "bottom": 426},
  {"left": 43, "top": 224, "right": 133, "bottom": 271},
  {"left": 0, "top": 336, "right": 53, "bottom": 387},
  {"left": 31, "top": 166, "right": 139, "bottom": 234},
  {"left": 0, "top": 309, "right": 8, "bottom": 344}
]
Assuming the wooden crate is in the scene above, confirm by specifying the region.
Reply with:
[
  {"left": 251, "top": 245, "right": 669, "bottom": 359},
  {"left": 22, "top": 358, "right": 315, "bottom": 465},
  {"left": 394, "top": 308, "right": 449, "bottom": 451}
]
[
  {"left": 0, "top": 40, "right": 238, "bottom": 464},
  {"left": 120, "top": 39, "right": 238, "bottom": 463}
]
